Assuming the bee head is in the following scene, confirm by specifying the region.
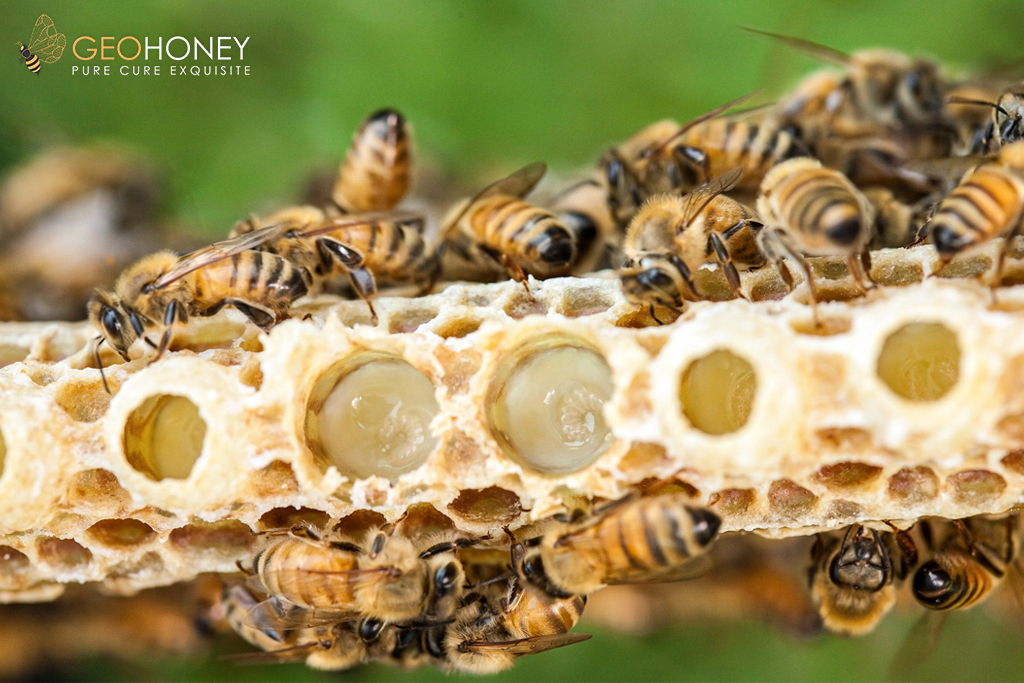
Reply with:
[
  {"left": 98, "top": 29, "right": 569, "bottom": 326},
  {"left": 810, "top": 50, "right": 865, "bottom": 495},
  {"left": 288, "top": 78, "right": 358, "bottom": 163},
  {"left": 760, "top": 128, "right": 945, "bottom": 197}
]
[
  {"left": 425, "top": 554, "right": 465, "bottom": 619},
  {"left": 88, "top": 291, "right": 136, "bottom": 361},
  {"left": 619, "top": 258, "right": 687, "bottom": 308},
  {"left": 897, "top": 61, "right": 945, "bottom": 123},
  {"left": 912, "top": 559, "right": 954, "bottom": 609},
  {"left": 996, "top": 91, "right": 1024, "bottom": 145},
  {"left": 828, "top": 525, "right": 889, "bottom": 592}
]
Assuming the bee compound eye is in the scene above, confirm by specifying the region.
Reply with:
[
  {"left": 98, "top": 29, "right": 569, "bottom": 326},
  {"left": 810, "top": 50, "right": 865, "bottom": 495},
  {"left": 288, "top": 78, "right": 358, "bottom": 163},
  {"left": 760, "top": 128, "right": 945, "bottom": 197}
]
[
  {"left": 102, "top": 307, "right": 121, "bottom": 334},
  {"left": 358, "top": 618, "right": 385, "bottom": 643},
  {"left": 435, "top": 562, "right": 459, "bottom": 591},
  {"left": 637, "top": 268, "right": 674, "bottom": 290}
]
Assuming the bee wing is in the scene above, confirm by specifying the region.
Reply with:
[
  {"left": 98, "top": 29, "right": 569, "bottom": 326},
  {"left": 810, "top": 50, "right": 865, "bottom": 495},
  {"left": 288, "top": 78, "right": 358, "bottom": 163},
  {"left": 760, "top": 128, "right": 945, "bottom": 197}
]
[
  {"left": 679, "top": 168, "right": 744, "bottom": 230},
  {"left": 740, "top": 27, "right": 851, "bottom": 66},
  {"left": 244, "top": 595, "right": 359, "bottom": 631},
  {"left": 27, "top": 15, "right": 65, "bottom": 63},
  {"left": 459, "top": 632, "right": 591, "bottom": 656},
  {"left": 222, "top": 643, "right": 326, "bottom": 665},
  {"left": 151, "top": 224, "right": 290, "bottom": 288},
  {"left": 438, "top": 162, "right": 547, "bottom": 242},
  {"left": 903, "top": 155, "right": 992, "bottom": 180},
  {"left": 605, "top": 554, "right": 714, "bottom": 585},
  {"left": 296, "top": 211, "right": 425, "bottom": 239},
  {"left": 886, "top": 610, "right": 949, "bottom": 680},
  {"left": 643, "top": 92, "right": 759, "bottom": 160}
]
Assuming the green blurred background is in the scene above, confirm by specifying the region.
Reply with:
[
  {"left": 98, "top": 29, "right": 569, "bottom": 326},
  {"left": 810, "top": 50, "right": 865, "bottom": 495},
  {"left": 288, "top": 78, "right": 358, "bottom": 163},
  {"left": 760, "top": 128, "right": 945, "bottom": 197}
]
[{"left": 2, "top": 1, "right": 1023, "bottom": 680}]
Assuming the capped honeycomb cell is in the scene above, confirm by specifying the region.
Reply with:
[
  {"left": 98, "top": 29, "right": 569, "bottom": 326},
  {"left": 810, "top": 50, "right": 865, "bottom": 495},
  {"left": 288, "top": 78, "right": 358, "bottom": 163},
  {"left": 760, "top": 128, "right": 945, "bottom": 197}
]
[
  {"left": 487, "top": 336, "right": 613, "bottom": 475},
  {"left": 123, "top": 395, "right": 207, "bottom": 481},
  {"left": 306, "top": 353, "right": 440, "bottom": 481},
  {"left": 876, "top": 322, "right": 960, "bottom": 401},
  {"left": 679, "top": 350, "right": 757, "bottom": 435}
]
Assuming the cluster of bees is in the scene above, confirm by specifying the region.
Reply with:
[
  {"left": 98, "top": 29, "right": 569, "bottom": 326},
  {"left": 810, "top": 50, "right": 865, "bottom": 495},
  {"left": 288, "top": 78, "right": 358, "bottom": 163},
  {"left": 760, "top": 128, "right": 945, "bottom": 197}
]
[
  {"left": 206, "top": 493, "right": 720, "bottom": 672},
  {"left": 86, "top": 30, "right": 1024, "bottom": 368},
  {"left": 65, "top": 29, "right": 1024, "bottom": 670}
]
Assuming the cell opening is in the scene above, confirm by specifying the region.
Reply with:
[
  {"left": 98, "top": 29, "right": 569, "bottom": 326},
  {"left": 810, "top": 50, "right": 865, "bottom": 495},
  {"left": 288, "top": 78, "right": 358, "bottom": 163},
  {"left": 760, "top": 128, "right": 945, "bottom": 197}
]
[
  {"left": 680, "top": 350, "right": 757, "bottom": 435},
  {"left": 85, "top": 519, "right": 155, "bottom": 547},
  {"left": 306, "top": 353, "right": 439, "bottom": 481},
  {"left": 123, "top": 395, "right": 207, "bottom": 481},
  {"left": 876, "top": 322, "right": 960, "bottom": 401},
  {"left": 486, "top": 336, "right": 613, "bottom": 475}
]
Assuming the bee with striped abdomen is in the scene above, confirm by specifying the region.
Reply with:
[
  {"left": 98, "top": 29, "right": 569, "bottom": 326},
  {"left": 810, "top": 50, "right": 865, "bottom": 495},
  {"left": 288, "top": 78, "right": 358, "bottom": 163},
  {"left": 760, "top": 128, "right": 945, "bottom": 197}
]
[
  {"left": 441, "top": 163, "right": 592, "bottom": 291},
  {"left": 88, "top": 226, "right": 310, "bottom": 385},
  {"left": 438, "top": 577, "right": 590, "bottom": 675},
  {"left": 756, "top": 157, "right": 876, "bottom": 316},
  {"left": 17, "top": 15, "right": 65, "bottom": 74},
  {"left": 333, "top": 109, "right": 412, "bottom": 213},
  {"left": 513, "top": 492, "right": 721, "bottom": 598},
  {"left": 246, "top": 523, "right": 473, "bottom": 624},
  {"left": 921, "top": 141, "right": 1024, "bottom": 288},
  {"left": 809, "top": 523, "right": 918, "bottom": 636},
  {"left": 745, "top": 28, "right": 949, "bottom": 137},
  {"left": 619, "top": 169, "right": 765, "bottom": 319},
  {"left": 221, "top": 582, "right": 396, "bottom": 670},
  {"left": 233, "top": 210, "right": 437, "bottom": 324},
  {"left": 912, "top": 515, "right": 1020, "bottom": 612}
]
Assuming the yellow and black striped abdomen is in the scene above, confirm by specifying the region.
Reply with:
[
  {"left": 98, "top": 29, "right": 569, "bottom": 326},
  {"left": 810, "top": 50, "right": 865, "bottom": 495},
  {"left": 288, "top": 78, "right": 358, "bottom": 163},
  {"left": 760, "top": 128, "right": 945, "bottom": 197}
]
[
  {"left": 330, "top": 218, "right": 429, "bottom": 280},
  {"left": 254, "top": 540, "right": 361, "bottom": 609},
  {"left": 466, "top": 195, "right": 576, "bottom": 277},
  {"left": 191, "top": 251, "right": 309, "bottom": 316},
  {"left": 509, "top": 592, "right": 585, "bottom": 638},
  {"left": 772, "top": 164, "right": 869, "bottom": 253},
  {"left": 913, "top": 550, "right": 998, "bottom": 611},
  {"left": 589, "top": 496, "right": 720, "bottom": 583},
  {"left": 930, "top": 165, "right": 1024, "bottom": 259},
  {"left": 25, "top": 51, "right": 41, "bottom": 73},
  {"left": 334, "top": 109, "right": 411, "bottom": 213}
]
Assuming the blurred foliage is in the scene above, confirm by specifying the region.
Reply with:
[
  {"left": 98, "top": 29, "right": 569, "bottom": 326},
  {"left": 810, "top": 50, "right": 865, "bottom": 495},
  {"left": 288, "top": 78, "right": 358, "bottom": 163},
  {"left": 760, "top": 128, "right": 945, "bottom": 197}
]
[
  {"left": 2, "top": 1, "right": 1024, "bottom": 680},
  {"left": 47, "top": 610, "right": 1024, "bottom": 682},
  {"left": 1, "top": 0, "right": 1022, "bottom": 234}
]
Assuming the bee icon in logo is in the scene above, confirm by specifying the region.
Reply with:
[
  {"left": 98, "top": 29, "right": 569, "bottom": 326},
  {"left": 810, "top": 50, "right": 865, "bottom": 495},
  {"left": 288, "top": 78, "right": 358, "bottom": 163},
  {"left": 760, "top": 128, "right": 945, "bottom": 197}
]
[{"left": 17, "top": 14, "right": 66, "bottom": 74}]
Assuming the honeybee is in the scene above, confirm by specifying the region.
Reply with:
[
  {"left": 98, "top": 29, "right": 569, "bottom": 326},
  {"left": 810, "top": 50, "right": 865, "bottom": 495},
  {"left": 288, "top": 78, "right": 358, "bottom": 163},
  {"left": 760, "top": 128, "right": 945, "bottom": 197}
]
[
  {"left": 441, "top": 163, "right": 592, "bottom": 290},
  {"left": 88, "top": 226, "right": 310, "bottom": 383},
  {"left": 233, "top": 210, "right": 437, "bottom": 323},
  {"left": 808, "top": 524, "right": 917, "bottom": 636},
  {"left": 332, "top": 109, "right": 412, "bottom": 213},
  {"left": 437, "top": 579, "right": 590, "bottom": 675},
  {"left": 756, "top": 157, "right": 876, "bottom": 314},
  {"left": 920, "top": 141, "right": 1024, "bottom": 287},
  {"left": 600, "top": 93, "right": 807, "bottom": 226},
  {"left": 949, "top": 82, "right": 1024, "bottom": 154},
  {"left": 912, "top": 515, "right": 1020, "bottom": 612},
  {"left": 246, "top": 524, "right": 472, "bottom": 624},
  {"left": 221, "top": 583, "right": 396, "bottom": 670},
  {"left": 17, "top": 15, "right": 65, "bottom": 74},
  {"left": 746, "top": 28, "right": 948, "bottom": 136},
  {"left": 619, "top": 169, "right": 765, "bottom": 319},
  {"left": 863, "top": 187, "right": 935, "bottom": 249},
  {"left": 514, "top": 492, "right": 721, "bottom": 598}
]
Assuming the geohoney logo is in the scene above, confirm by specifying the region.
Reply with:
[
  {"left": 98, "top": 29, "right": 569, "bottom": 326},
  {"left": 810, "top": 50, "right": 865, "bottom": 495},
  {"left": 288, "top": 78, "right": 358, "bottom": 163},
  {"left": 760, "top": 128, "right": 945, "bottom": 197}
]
[
  {"left": 17, "top": 14, "right": 66, "bottom": 74},
  {"left": 14, "top": 13, "right": 252, "bottom": 78}
]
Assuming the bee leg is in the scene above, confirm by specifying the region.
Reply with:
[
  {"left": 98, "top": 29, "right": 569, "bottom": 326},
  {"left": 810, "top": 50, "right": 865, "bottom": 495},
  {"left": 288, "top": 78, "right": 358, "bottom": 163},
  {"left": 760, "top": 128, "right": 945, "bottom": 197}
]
[
  {"left": 500, "top": 254, "right": 533, "bottom": 298},
  {"left": 709, "top": 232, "right": 747, "bottom": 300},
  {"left": 93, "top": 337, "right": 111, "bottom": 395},
  {"left": 345, "top": 267, "right": 379, "bottom": 325},
  {"left": 648, "top": 304, "right": 665, "bottom": 326},
  {"left": 764, "top": 229, "right": 819, "bottom": 326},
  {"left": 151, "top": 300, "right": 183, "bottom": 362},
  {"left": 846, "top": 252, "right": 874, "bottom": 294},
  {"left": 991, "top": 239, "right": 1010, "bottom": 301}
]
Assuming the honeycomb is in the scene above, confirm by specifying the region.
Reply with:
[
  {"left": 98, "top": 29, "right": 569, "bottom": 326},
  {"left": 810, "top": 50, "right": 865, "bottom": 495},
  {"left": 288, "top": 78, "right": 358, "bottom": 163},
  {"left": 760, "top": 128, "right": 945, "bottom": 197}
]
[{"left": 1, "top": 238, "right": 1024, "bottom": 601}]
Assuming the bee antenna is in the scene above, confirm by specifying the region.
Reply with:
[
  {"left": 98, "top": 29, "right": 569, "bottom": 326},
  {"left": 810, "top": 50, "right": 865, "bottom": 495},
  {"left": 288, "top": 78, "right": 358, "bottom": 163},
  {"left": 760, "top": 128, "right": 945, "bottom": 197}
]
[
  {"left": 946, "top": 96, "right": 1010, "bottom": 118},
  {"left": 94, "top": 336, "right": 111, "bottom": 395}
]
